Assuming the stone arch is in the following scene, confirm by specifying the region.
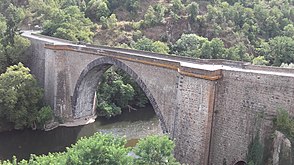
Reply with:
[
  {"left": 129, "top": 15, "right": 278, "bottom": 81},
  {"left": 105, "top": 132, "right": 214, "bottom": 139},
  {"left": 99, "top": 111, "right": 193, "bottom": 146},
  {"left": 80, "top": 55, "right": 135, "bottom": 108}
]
[
  {"left": 234, "top": 161, "right": 247, "bottom": 165},
  {"left": 72, "top": 56, "right": 167, "bottom": 132}
]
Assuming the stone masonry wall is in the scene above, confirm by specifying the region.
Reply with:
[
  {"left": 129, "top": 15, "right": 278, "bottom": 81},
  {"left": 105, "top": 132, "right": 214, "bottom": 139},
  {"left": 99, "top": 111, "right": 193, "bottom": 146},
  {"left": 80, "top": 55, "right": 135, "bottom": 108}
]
[
  {"left": 174, "top": 75, "right": 216, "bottom": 165},
  {"left": 24, "top": 38, "right": 47, "bottom": 88},
  {"left": 210, "top": 70, "right": 294, "bottom": 165}
]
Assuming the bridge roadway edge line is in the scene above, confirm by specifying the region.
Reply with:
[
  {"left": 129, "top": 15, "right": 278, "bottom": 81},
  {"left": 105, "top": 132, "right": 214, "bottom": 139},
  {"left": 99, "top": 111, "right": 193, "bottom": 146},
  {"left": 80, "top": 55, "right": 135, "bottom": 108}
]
[{"left": 45, "top": 44, "right": 223, "bottom": 81}]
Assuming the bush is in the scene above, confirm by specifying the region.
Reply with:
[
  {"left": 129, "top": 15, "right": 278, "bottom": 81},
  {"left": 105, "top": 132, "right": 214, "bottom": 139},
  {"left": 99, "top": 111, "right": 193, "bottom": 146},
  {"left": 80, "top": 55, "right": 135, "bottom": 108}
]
[
  {"left": 133, "top": 135, "right": 180, "bottom": 165},
  {"left": 274, "top": 109, "right": 294, "bottom": 140},
  {"left": 37, "top": 106, "right": 53, "bottom": 126}
]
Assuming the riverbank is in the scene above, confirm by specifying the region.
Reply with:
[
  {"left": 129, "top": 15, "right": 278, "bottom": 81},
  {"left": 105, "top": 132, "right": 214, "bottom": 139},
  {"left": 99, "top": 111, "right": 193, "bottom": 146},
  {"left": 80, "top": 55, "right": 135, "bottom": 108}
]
[{"left": 59, "top": 115, "right": 97, "bottom": 127}]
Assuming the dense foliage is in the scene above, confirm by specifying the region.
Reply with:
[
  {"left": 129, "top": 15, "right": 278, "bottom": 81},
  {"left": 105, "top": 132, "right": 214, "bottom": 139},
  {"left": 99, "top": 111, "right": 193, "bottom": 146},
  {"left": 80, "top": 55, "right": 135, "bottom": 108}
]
[
  {"left": 96, "top": 68, "right": 148, "bottom": 118},
  {"left": 133, "top": 135, "right": 180, "bottom": 165},
  {"left": 274, "top": 109, "right": 294, "bottom": 141},
  {"left": 0, "top": 1, "right": 53, "bottom": 130},
  {"left": 0, "top": 133, "right": 179, "bottom": 165},
  {"left": 0, "top": 63, "right": 52, "bottom": 129},
  {"left": 18, "top": 0, "right": 294, "bottom": 66},
  {"left": 0, "top": 2, "right": 30, "bottom": 73}
]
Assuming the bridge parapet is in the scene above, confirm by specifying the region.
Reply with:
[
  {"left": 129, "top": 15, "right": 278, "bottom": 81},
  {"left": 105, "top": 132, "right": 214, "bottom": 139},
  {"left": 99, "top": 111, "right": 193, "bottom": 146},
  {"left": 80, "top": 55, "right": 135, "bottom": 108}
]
[{"left": 45, "top": 44, "right": 223, "bottom": 81}]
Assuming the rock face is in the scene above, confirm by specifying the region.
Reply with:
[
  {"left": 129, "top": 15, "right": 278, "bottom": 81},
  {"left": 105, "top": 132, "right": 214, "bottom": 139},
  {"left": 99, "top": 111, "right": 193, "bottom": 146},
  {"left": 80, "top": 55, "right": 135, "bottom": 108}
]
[{"left": 272, "top": 130, "right": 292, "bottom": 165}]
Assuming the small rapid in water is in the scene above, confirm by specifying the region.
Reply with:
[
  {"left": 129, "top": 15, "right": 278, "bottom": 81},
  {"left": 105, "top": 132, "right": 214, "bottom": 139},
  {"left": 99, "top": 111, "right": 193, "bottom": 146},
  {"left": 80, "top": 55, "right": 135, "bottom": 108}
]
[{"left": 0, "top": 106, "right": 162, "bottom": 160}]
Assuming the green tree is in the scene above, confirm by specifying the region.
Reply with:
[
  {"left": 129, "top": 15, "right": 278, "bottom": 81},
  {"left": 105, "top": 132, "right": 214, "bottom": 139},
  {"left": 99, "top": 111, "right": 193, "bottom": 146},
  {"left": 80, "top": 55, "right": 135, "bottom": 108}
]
[
  {"left": 125, "top": 0, "right": 139, "bottom": 12},
  {"left": 96, "top": 69, "right": 135, "bottom": 118},
  {"left": 1, "top": 4, "right": 25, "bottom": 45},
  {"left": 7, "top": 133, "right": 132, "bottom": 165},
  {"left": 144, "top": 6, "right": 157, "bottom": 27},
  {"left": 252, "top": 56, "right": 269, "bottom": 66},
  {"left": 200, "top": 38, "right": 225, "bottom": 59},
  {"left": 0, "top": 14, "right": 7, "bottom": 36},
  {"left": 274, "top": 109, "right": 294, "bottom": 139},
  {"left": 132, "top": 37, "right": 169, "bottom": 54},
  {"left": 65, "top": 133, "right": 132, "bottom": 165},
  {"left": 85, "top": 0, "right": 110, "bottom": 22},
  {"left": 0, "top": 133, "right": 180, "bottom": 165},
  {"left": 100, "top": 14, "right": 117, "bottom": 29},
  {"left": 0, "top": 2, "right": 30, "bottom": 74},
  {"left": 224, "top": 43, "right": 252, "bottom": 62},
  {"left": 174, "top": 34, "right": 208, "bottom": 57},
  {"left": 42, "top": 6, "right": 94, "bottom": 42},
  {"left": 283, "top": 24, "right": 294, "bottom": 37},
  {"left": 0, "top": 63, "right": 43, "bottom": 129},
  {"left": 171, "top": 0, "right": 183, "bottom": 14},
  {"left": 37, "top": 106, "right": 53, "bottom": 126},
  {"left": 265, "top": 36, "right": 294, "bottom": 66},
  {"left": 133, "top": 135, "right": 180, "bottom": 165},
  {"left": 186, "top": 2, "right": 199, "bottom": 23}
]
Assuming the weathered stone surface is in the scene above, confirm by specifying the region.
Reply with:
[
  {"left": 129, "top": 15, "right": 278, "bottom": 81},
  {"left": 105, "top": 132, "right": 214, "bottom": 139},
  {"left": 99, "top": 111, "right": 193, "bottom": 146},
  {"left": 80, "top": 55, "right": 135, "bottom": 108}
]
[
  {"left": 273, "top": 130, "right": 292, "bottom": 165},
  {"left": 209, "top": 70, "right": 294, "bottom": 165}
]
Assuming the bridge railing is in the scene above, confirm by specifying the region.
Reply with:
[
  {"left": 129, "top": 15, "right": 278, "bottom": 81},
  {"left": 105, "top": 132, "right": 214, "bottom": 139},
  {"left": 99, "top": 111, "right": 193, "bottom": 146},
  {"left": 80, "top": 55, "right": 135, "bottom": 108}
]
[
  {"left": 244, "top": 64, "right": 294, "bottom": 74},
  {"left": 85, "top": 44, "right": 249, "bottom": 68}
]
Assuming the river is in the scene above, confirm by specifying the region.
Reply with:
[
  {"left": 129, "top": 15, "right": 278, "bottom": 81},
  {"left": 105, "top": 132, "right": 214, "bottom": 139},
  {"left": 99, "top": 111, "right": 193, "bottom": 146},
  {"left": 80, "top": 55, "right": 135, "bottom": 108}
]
[{"left": 0, "top": 106, "right": 162, "bottom": 160}]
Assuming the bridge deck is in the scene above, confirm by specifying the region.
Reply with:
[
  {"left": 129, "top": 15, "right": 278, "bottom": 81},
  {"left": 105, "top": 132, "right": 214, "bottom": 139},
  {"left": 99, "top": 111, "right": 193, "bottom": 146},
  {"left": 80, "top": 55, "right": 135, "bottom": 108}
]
[{"left": 22, "top": 31, "right": 294, "bottom": 78}]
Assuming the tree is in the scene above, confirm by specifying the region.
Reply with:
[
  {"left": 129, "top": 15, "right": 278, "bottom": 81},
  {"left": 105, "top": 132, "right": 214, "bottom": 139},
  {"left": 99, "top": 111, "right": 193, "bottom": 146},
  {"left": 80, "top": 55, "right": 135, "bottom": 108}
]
[
  {"left": 100, "top": 14, "right": 118, "bottom": 29},
  {"left": 283, "top": 24, "right": 294, "bottom": 37},
  {"left": 200, "top": 38, "right": 225, "bottom": 59},
  {"left": 132, "top": 37, "right": 169, "bottom": 54},
  {"left": 0, "top": 63, "right": 43, "bottom": 129},
  {"left": 252, "top": 56, "right": 269, "bottom": 66},
  {"left": 171, "top": 0, "right": 183, "bottom": 14},
  {"left": 144, "top": 6, "right": 157, "bottom": 27},
  {"left": 0, "top": 13, "right": 30, "bottom": 73},
  {"left": 1, "top": 4, "right": 25, "bottom": 45},
  {"left": 0, "top": 133, "right": 180, "bottom": 165},
  {"left": 8, "top": 133, "right": 132, "bottom": 165},
  {"left": 37, "top": 106, "right": 53, "bottom": 126},
  {"left": 96, "top": 69, "right": 135, "bottom": 118},
  {"left": 42, "top": 6, "right": 94, "bottom": 42},
  {"left": 265, "top": 36, "right": 294, "bottom": 66},
  {"left": 186, "top": 2, "right": 199, "bottom": 23},
  {"left": 173, "top": 34, "right": 208, "bottom": 57},
  {"left": 133, "top": 135, "right": 180, "bottom": 165},
  {"left": 125, "top": 0, "right": 139, "bottom": 12},
  {"left": 65, "top": 133, "right": 132, "bottom": 165},
  {"left": 0, "top": 14, "right": 7, "bottom": 36},
  {"left": 85, "top": 0, "right": 110, "bottom": 22}
]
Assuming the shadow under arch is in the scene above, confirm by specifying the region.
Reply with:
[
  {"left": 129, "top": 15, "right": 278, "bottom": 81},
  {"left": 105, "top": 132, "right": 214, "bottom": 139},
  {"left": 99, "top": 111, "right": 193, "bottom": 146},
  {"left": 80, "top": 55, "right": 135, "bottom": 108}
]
[
  {"left": 72, "top": 56, "right": 167, "bottom": 132},
  {"left": 234, "top": 161, "right": 247, "bottom": 165}
]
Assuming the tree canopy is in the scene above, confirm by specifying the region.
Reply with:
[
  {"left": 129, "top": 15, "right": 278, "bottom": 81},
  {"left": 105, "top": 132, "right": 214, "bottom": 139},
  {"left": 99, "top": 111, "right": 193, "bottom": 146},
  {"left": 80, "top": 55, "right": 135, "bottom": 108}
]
[{"left": 0, "top": 63, "right": 43, "bottom": 129}]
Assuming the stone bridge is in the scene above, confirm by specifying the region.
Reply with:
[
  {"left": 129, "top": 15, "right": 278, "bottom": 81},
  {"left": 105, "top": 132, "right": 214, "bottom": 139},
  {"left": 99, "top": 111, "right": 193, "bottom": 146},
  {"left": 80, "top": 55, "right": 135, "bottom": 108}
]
[{"left": 23, "top": 31, "right": 294, "bottom": 165}]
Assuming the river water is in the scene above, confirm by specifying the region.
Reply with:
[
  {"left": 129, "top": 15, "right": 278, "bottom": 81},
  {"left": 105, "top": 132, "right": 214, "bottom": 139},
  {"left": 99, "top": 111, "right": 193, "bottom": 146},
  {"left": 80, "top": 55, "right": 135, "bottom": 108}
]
[{"left": 0, "top": 106, "right": 162, "bottom": 160}]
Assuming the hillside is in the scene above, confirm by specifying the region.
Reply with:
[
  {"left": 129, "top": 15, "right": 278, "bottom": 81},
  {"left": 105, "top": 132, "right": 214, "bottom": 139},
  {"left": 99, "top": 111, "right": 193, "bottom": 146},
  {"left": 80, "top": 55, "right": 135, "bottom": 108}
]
[
  {"left": 1, "top": 0, "right": 292, "bottom": 67},
  {"left": 1, "top": 0, "right": 294, "bottom": 68}
]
